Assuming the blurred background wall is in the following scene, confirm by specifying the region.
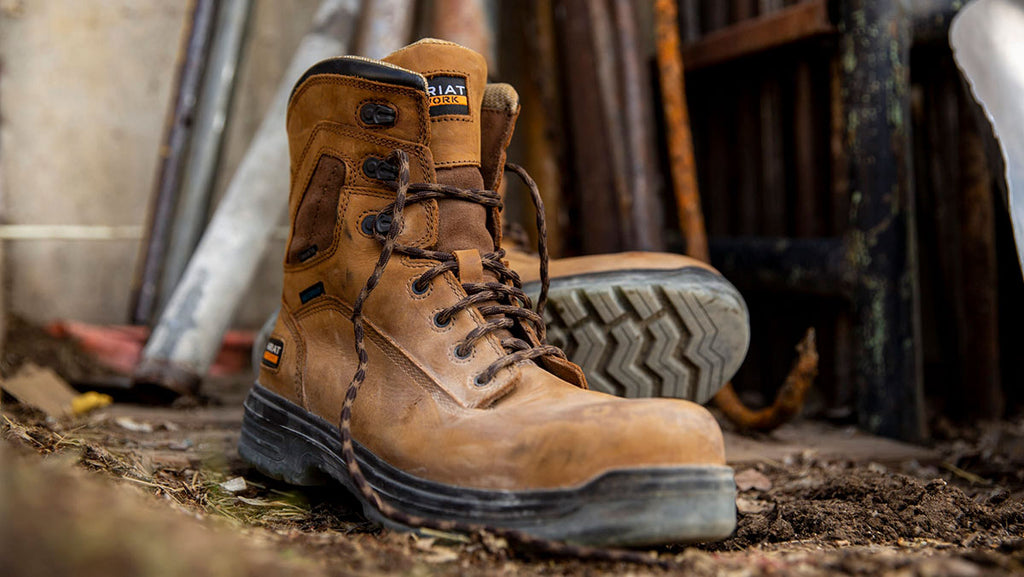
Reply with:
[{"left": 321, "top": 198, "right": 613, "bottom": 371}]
[
  {"left": 1, "top": 1, "right": 186, "bottom": 324},
  {"left": 0, "top": 0, "right": 320, "bottom": 328}
]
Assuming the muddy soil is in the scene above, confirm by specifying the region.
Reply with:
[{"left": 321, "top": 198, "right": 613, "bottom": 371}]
[{"left": 2, "top": 328, "right": 1024, "bottom": 576}]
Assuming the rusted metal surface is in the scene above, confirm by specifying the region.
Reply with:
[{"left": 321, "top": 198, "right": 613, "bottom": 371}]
[
  {"left": 839, "top": 0, "right": 924, "bottom": 441},
  {"left": 715, "top": 328, "right": 818, "bottom": 432},
  {"left": 655, "top": 0, "right": 708, "bottom": 260},
  {"left": 680, "top": 0, "right": 975, "bottom": 437},
  {"left": 130, "top": 0, "right": 217, "bottom": 326},
  {"left": 658, "top": 0, "right": 819, "bottom": 432},
  {"left": 682, "top": 0, "right": 835, "bottom": 71},
  {"left": 759, "top": 80, "right": 786, "bottom": 235}
]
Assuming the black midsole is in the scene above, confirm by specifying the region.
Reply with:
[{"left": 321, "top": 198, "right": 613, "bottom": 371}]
[{"left": 240, "top": 383, "right": 734, "bottom": 529}]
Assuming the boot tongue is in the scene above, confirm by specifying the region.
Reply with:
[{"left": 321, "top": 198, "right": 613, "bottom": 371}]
[{"left": 384, "top": 39, "right": 492, "bottom": 261}]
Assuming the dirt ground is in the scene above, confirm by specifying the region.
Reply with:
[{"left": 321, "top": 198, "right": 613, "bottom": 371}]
[{"left": 2, "top": 327, "right": 1023, "bottom": 576}]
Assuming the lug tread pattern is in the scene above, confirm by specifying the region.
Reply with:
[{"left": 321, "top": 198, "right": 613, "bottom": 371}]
[
  {"left": 549, "top": 291, "right": 617, "bottom": 394},
  {"left": 543, "top": 282, "right": 742, "bottom": 404}
]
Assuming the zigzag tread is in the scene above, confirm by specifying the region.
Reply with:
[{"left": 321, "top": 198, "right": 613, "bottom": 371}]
[{"left": 541, "top": 281, "right": 741, "bottom": 404}]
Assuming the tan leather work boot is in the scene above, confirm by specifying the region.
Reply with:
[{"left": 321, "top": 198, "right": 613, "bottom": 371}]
[
  {"left": 479, "top": 86, "right": 750, "bottom": 405},
  {"left": 239, "top": 39, "right": 735, "bottom": 547}
]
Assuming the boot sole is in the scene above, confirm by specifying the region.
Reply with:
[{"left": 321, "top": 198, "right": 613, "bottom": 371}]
[
  {"left": 524, "top": 268, "right": 749, "bottom": 405},
  {"left": 238, "top": 383, "right": 737, "bottom": 547}
]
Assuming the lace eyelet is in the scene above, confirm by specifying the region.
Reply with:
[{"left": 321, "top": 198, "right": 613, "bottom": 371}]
[
  {"left": 433, "top": 312, "right": 450, "bottom": 328},
  {"left": 374, "top": 212, "right": 392, "bottom": 235},
  {"left": 473, "top": 374, "right": 489, "bottom": 387},
  {"left": 363, "top": 156, "right": 398, "bottom": 181},
  {"left": 454, "top": 345, "right": 472, "bottom": 360},
  {"left": 359, "top": 102, "right": 396, "bottom": 126},
  {"left": 411, "top": 280, "right": 429, "bottom": 295},
  {"left": 360, "top": 213, "right": 377, "bottom": 236}
]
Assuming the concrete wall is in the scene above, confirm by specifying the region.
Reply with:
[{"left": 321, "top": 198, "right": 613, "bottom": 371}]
[
  {"left": 0, "top": 0, "right": 321, "bottom": 328},
  {"left": 0, "top": 1, "right": 188, "bottom": 325},
  {"left": 213, "top": 0, "right": 321, "bottom": 328}
]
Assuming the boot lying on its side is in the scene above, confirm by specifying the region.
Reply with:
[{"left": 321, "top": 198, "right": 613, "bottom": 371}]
[{"left": 479, "top": 85, "right": 750, "bottom": 405}]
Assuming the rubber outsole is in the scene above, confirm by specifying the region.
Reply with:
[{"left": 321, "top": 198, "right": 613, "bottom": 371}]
[
  {"left": 238, "top": 383, "right": 737, "bottom": 547},
  {"left": 524, "top": 268, "right": 750, "bottom": 405}
]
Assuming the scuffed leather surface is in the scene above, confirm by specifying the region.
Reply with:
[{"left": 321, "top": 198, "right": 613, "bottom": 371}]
[{"left": 266, "top": 52, "right": 727, "bottom": 492}]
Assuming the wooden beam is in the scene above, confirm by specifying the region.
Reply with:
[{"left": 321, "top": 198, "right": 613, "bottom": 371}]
[{"left": 681, "top": 0, "right": 835, "bottom": 71}]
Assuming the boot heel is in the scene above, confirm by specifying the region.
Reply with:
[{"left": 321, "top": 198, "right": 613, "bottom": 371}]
[{"left": 238, "top": 385, "right": 332, "bottom": 487}]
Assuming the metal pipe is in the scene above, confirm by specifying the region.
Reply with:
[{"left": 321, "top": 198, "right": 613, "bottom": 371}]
[
  {"left": 655, "top": 0, "right": 708, "bottom": 260},
  {"left": 839, "top": 0, "right": 925, "bottom": 441},
  {"left": 133, "top": 0, "right": 363, "bottom": 397},
  {"left": 157, "top": 0, "right": 254, "bottom": 315},
  {"left": 130, "top": 0, "right": 217, "bottom": 326}
]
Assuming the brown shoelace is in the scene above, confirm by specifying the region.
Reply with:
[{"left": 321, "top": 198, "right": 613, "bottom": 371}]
[{"left": 337, "top": 150, "right": 668, "bottom": 566}]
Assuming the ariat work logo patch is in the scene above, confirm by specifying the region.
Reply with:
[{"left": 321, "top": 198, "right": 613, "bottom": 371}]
[
  {"left": 262, "top": 338, "right": 284, "bottom": 369},
  {"left": 427, "top": 75, "right": 469, "bottom": 117}
]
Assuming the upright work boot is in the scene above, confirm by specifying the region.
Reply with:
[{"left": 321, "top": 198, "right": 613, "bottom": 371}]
[
  {"left": 479, "top": 86, "right": 750, "bottom": 405},
  {"left": 239, "top": 39, "right": 735, "bottom": 546}
]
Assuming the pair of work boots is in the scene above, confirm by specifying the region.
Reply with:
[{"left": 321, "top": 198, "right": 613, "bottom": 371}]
[{"left": 240, "top": 39, "right": 749, "bottom": 548}]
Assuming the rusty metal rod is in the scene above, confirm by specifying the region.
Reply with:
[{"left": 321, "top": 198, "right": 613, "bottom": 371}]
[
  {"left": 158, "top": 0, "right": 254, "bottom": 314},
  {"left": 130, "top": 0, "right": 217, "bottom": 326},
  {"left": 655, "top": 0, "right": 707, "bottom": 260}
]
